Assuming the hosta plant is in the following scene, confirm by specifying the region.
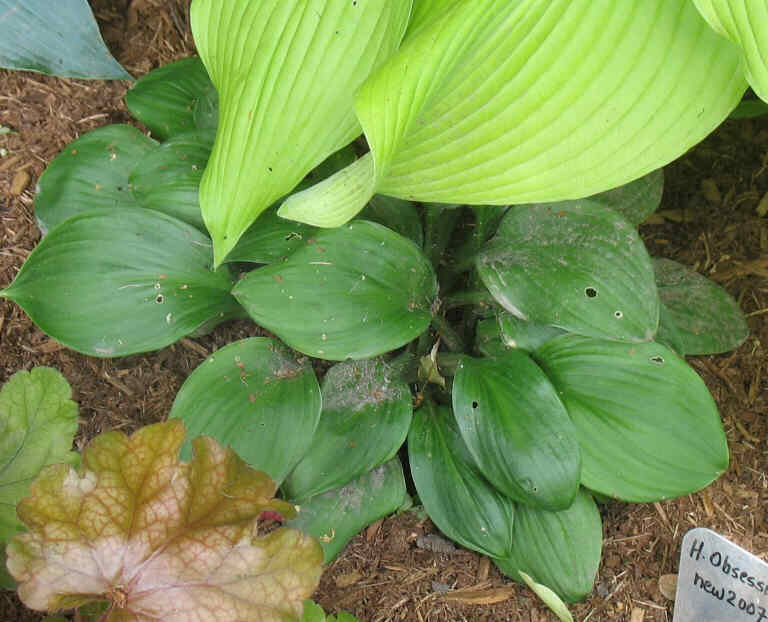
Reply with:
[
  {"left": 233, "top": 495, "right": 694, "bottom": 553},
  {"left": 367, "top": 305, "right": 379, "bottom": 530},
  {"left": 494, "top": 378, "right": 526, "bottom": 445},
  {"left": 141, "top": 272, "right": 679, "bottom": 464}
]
[{"left": 2, "top": 0, "right": 760, "bottom": 616}]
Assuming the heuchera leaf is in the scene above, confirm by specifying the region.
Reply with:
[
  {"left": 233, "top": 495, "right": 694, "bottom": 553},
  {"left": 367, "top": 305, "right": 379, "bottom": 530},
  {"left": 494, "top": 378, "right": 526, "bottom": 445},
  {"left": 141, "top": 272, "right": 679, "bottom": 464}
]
[
  {"left": 190, "top": 0, "right": 413, "bottom": 265},
  {"left": 536, "top": 335, "right": 729, "bottom": 502},
  {"left": 34, "top": 125, "right": 157, "bottom": 234},
  {"left": 653, "top": 257, "right": 749, "bottom": 355},
  {"left": 476, "top": 203, "right": 659, "bottom": 342},
  {"left": 693, "top": 0, "right": 768, "bottom": 103},
  {"left": 0, "top": 368, "right": 79, "bottom": 544},
  {"left": 7, "top": 420, "right": 323, "bottom": 621},
  {"left": 125, "top": 57, "right": 216, "bottom": 140},
  {"left": 281, "top": 0, "right": 745, "bottom": 226}
]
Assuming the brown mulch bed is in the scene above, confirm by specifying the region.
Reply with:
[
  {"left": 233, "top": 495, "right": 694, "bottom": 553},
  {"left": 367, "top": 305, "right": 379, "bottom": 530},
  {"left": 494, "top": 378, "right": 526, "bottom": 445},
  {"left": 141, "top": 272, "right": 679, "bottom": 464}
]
[{"left": 1, "top": 2, "right": 766, "bottom": 621}]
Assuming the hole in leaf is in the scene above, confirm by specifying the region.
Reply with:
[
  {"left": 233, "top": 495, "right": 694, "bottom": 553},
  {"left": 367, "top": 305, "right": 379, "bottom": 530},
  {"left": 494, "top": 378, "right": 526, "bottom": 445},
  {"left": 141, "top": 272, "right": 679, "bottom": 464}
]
[
  {"left": 650, "top": 355, "right": 664, "bottom": 365},
  {"left": 472, "top": 401, "right": 479, "bottom": 409},
  {"left": 155, "top": 294, "right": 164, "bottom": 304},
  {"left": 585, "top": 287, "right": 598, "bottom": 298},
  {"left": 614, "top": 310, "right": 623, "bottom": 319}
]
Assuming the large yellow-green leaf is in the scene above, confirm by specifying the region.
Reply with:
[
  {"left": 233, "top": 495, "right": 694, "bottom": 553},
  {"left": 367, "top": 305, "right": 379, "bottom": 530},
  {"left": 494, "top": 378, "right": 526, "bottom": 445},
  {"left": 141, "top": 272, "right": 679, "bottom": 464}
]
[
  {"left": 190, "top": 0, "right": 412, "bottom": 265},
  {"left": 536, "top": 335, "right": 729, "bottom": 502},
  {"left": 232, "top": 221, "right": 437, "bottom": 360},
  {"left": 281, "top": 0, "right": 746, "bottom": 226},
  {"left": 693, "top": 0, "right": 768, "bottom": 102},
  {"left": 7, "top": 420, "right": 322, "bottom": 621}
]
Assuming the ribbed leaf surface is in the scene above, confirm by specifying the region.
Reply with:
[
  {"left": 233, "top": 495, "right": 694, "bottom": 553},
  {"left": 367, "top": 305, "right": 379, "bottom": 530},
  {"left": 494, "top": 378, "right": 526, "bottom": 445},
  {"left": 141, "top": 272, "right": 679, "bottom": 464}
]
[{"left": 190, "top": 0, "right": 412, "bottom": 264}]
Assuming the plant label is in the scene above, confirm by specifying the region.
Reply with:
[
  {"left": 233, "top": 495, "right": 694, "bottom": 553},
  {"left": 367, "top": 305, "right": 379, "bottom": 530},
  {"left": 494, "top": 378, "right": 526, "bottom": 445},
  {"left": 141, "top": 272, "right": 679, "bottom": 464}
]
[{"left": 674, "top": 527, "right": 768, "bottom": 622}]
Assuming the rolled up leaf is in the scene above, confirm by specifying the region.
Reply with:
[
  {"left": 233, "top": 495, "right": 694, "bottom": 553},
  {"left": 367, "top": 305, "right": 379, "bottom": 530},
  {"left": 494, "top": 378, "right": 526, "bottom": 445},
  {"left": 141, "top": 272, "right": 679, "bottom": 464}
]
[
  {"left": 190, "top": 0, "right": 412, "bottom": 265},
  {"left": 281, "top": 0, "right": 745, "bottom": 226}
]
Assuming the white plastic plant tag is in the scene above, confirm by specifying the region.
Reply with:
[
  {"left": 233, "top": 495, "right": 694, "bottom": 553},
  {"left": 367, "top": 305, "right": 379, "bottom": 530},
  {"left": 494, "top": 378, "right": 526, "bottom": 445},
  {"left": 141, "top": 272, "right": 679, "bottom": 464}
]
[{"left": 674, "top": 527, "right": 768, "bottom": 622}]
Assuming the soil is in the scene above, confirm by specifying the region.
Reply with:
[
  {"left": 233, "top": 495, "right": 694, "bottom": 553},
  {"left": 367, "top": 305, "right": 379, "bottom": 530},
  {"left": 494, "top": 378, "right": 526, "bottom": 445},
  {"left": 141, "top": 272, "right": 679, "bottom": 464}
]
[{"left": 1, "top": 2, "right": 766, "bottom": 621}]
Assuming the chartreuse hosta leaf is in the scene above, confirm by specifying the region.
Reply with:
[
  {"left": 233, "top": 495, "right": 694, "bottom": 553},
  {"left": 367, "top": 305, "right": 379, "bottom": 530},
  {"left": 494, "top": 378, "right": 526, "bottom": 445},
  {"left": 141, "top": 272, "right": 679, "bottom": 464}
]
[
  {"left": 0, "top": 0, "right": 131, "bottom": 79},
  {"left": 408, "top": 403, "right": 515, "bottom": 559},
  {"left": 34, "top": 125, "right": 157, "bottom": 234},
  {"left": 125, "top": 57, "right": 215, "bottom": 140},
  {"left": 495, "top": 488, "right": 602, "bottom": 604},
  {"left": 0, "top": 368, "right": 79, "bottom": 545},
  {"left": 287, "top": 458, "right": 408, "bottom": 564},
  {"left": 476, "top": 203, "right": 658, "bottom": 342},
  {"left": 281, "top": 0, "right": 746, "bottom": 227},
  {"left": 452, "top": 352, "right": 580, "bottom": 510},
  {"left": 693, "top": 0, "right": 768, "bottom": 102},
  {"left": 130, "top": 129, "right": 215, "bottom": 231},
  {"left": 190, "top": 0, "right": 412, "bottom": 265},
  {"left": 653, "top": 258, "right": 749, "bottom": 355},
  {"left": 7, "top": 420, "right": 323, "bottom": 621},
  {"left": 1, "top": 209, "right": 241, "bottom": 357},
  {"left": 170, "top": 338, "right": 321, "bottom": 485},
  {"left": 536, "top": 335, "right": 729, "bottom": 502},
  {"left": 233, "top": 221, "right": 437, "bottom": 360},
  {"left": 284, "top": 358, "right": 412, "bottom": 501}
]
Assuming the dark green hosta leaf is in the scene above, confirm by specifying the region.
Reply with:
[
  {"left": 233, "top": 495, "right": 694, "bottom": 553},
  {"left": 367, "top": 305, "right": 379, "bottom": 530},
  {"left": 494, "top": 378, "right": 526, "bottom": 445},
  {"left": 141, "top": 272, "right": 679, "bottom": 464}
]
[
  {"left": 1, "top": 209, "right": 240, "bottom": 357},
  {"left": 34, "top": 125, "right": 157, "bottom": 234},
  {"left": 495, "top": 488, "right": 602, "bottom": 603},
  {"left": 475, "top": 317, "right": 510, "bottom": 357},
  {"left": 359, "top": 195, "right": 423, "bottom": 247},
  {"left": 586, "top": 169, "right": 664, "bottom": 225},
  {"left": 169, "top": 338, "right": 321, "bottom": 485},
  {"left": 284, "top": 358, "right": 412, "bottom": 501},
  {"left": 193, "top": 85, "right": 219, "bottom": 130},
  {"left": 0, "top": 0, "right": 130, "bottom": 79},
  {"left": 125, "top": 57, "right": 215, "bottom": 140},
  {"left": 653, "top": 258, "right": 748, "bottom": 355},
  {"left": 130, "top": 129, "right": 214, "bottom": 231},
  {"left": 476, "top": 204, "right": 658, "bottom": 342},
  {"left": 287, "top": 458, "right": 408, "bottom": 564},
  {"left": 452, "top": 352, "right": 580, "bottom": 510},
  {"left": 408, "top": 403, "right": 515, "bottom": 559},
  {"left": 536, "top": 335, "right": 729, "bottom": 502},
  {"left": 499, "top": 313, "right": 567, "bottom": 353},
  {"left": 233, "top": 220, "right": 437, "bottom": 360},
  {"left": 225, "top": 207, "right": 317, "bottom": 265}
]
